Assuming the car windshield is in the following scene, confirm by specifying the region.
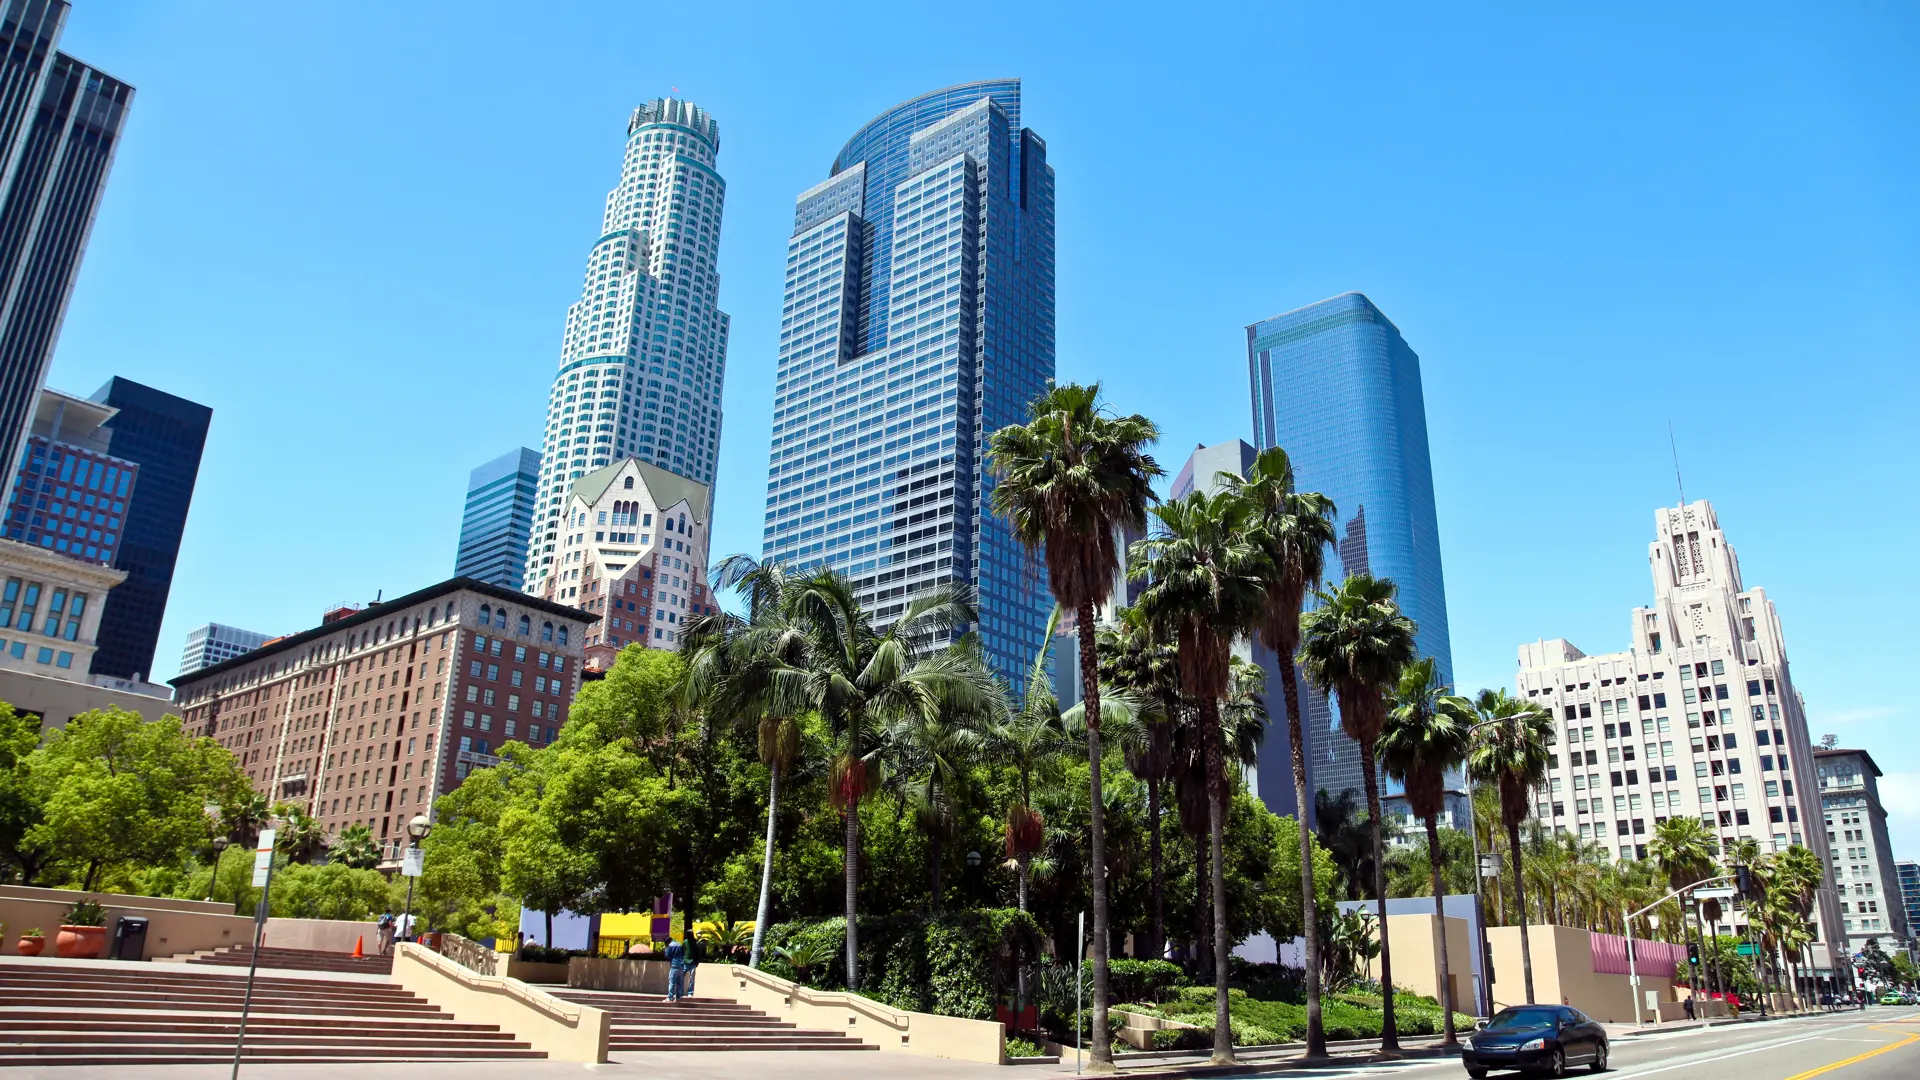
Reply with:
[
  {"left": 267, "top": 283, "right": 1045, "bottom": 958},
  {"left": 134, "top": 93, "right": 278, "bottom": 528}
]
[{"left": 1485, "top": 1008, "right": 1561, "bottom": 1032}]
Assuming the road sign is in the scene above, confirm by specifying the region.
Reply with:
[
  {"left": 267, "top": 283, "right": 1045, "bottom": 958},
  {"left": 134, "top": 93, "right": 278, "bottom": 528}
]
[
  {"left": 1694, "top": 887, "right": 1737, "bottom": 901},
  {"left": 1479, "top": 853, "right": 1502, "bottom": 878},
  {"left": 251, "top": 829, "right": 276, "bottom": 887},
  {"left": 401, "top": 848, "right": 424, "bottom": 878},
  {"left": 1737, "top": 944, "right": 1759, "bottom": 956}
]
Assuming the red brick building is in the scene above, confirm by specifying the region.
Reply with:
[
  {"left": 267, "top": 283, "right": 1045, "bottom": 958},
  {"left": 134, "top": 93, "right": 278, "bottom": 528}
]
[{"left": 170, "top": 577, "right": 591, "bottom": 860}]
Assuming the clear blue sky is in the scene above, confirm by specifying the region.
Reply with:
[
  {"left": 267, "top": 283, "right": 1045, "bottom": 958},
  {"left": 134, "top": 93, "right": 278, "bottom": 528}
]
[{"left": 51, "top": 4, "right": 1919, "bottom": 849}]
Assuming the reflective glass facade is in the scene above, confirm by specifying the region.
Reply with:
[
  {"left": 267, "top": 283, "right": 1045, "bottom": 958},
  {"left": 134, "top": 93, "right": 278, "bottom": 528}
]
[
  {"left": 457, "top": 447, "right": 541, "bottom": 589},
  {"left": 763, "top": 81, "right": 1055, "bottom": 690},
  {"left": 1246, "top": 292, "right": 1452, "bottom": 803}
]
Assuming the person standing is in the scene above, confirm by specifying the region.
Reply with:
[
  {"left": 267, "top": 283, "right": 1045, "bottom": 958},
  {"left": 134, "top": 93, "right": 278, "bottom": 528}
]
[
  {"left": 684, "top": 933, "right": 704, "bottom": 998},
  {"left": 377, "top": 912, "right": 396, "bottom": 956},
  {"left": 665, "top": 936, "right": 687, "bottom": 1002}
]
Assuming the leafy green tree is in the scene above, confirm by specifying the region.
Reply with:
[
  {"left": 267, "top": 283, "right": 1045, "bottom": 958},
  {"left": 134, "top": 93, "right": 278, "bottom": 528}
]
[
  {"left": 1134, "top": 488, "right": 1270, "bottom": 1065},
  {"left": 1094, "top": 606, "right": 1177, "bottom": 960},
  {"left": 0, "top": 703, "right": 52, "bottom": 884},
  {"left": 420, "top": 757, "right": 531, "bottom": 940},
  {"left": 1299, "top": 573, "right": 1418, "bottom": 1052},
  {"left": 986, "top": 608, "right": 1071, "bottom": 915},
  {"left": 1466, "top": 688, "right": 1554, "bottom": 1003},
  {"left": 1221, "top": 445, "right": 1338, "bottom": 1056},
  {"left": 272, "top": 861, "right": 395, "bottom": 920},
  {"left": 329, "top": 823, "right": 380, "bottom": 869},
  {"left": 1378, "top": 658, "right": 1474, "bottom": 1044},
  {"left": 988, "top": 380, "right": 1161, "bottom": 1072},
  {"left": 28, "top": 707, "right": 247, "bottom": 889},
  {"left": 220, "top": 792, "right": 269, "bottom": 847}
]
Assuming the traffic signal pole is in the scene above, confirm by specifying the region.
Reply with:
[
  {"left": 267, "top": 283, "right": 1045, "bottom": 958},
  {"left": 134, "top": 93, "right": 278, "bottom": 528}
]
[{"left": 1623, "top": 873, "right": 1736, "bottom": 1026}]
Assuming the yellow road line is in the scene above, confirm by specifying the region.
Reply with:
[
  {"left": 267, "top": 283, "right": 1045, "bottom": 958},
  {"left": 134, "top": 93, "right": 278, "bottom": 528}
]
[{"left": 1775, "top": 1025, "right": 1920, "bottom": 1080}]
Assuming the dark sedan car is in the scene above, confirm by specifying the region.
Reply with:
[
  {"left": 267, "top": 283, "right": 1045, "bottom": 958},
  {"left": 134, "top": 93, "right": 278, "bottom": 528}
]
[{"left": 1461, "top": 1005, "right": 1609, "bottom": 1077}]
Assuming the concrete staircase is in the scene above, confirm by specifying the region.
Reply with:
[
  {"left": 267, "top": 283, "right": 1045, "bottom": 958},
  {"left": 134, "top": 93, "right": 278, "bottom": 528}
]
[
  {"left": 0, "top": 958, "right": 542, "bottom": 1066},
  {"left": 548, "top": 987, "right": 877, "bottom": 1052},
  {"left": 181, "top": 943, "right": 394, "bottom": 975}
]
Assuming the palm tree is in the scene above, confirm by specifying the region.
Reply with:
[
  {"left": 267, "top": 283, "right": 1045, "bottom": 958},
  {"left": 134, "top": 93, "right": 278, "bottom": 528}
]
[
  {"left": 879, "top": 668, "right": 993, "bottom": 910},
  {"left": 986, "top": 607, "right": 1071, "bottom": 914},
  {"left": 1314, "top": 789, "right": 1375, "bottom": 901},
  {"left": 1299, "top": 574, "right": 1418, "bottom": 1050},
  {"left": 1095, "top": 606, "right": 1179, "bottom": 960},
  {"left": 692, "top": 556, "right": 808, "bottom": 969},
  {"left": 1222, "top": 446, "right": 1339, "bottom": 1057},
  {"left": 1133, "top": 489, "right": 1270, "bottom": 1065},
  {"left": 1648, "top": 815, "right": 1717, "bottom": 998},
  {"left": 742, "top": 567, "right": 993, "bottom": 990},
  {"left": 987, "top": 380, "right": 1161, "bottom": 1073},
  {"left": 271, "top": 804, "right": 327, "bottom": 865},
  {"left": 1377, "top": 658, "right": 1474, "bottom": 1044},
  {"left": 329, "top": 823, "right": 380, "bottom": 869},
  {"left": 1466, "top": 687, "right": 1554, "bottom": 1003},
  {"left": 222, "top": 792, "right": 270, "bottom": 848}
]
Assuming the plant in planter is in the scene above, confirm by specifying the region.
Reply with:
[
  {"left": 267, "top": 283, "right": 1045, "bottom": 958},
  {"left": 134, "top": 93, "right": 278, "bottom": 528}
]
[
  {"left": 17, "top": 928, "right": 44, "bottom": 956},
  {"left": 56, "top": 900, "right": 108, "bottom": 959}
]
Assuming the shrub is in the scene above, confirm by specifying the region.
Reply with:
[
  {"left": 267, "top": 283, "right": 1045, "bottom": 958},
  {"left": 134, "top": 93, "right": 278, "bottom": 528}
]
[
  {"left": 1108, "top": 958, "right": 1187, "bottom": 1003},
  {"left": 763, "top": 910, "right": 1041, "bottom": 1020},
  {"left": 63, "top": 900, "right": 106, "bottom": 927},
  {"left": 1226, "top": 957, "right": 1306, "bottom": 1004},
  {"left": 1005, "top": 1036, "right": 1044, "bottom": 1058}
]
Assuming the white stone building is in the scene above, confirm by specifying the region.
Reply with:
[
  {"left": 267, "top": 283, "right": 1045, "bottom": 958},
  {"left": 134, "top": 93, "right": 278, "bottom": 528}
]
[
  {"left": 1514, "top": 500, "right": 1844, "bottom": 948},
  {"left": 1813, "top": 747, "right": 1911, "bottom": 958},
  {"left": 536, "top": 458, "right": 715, "bottom": 669},
  {"left": 526, "top": 98, "right": 730, "bottom": 595}
]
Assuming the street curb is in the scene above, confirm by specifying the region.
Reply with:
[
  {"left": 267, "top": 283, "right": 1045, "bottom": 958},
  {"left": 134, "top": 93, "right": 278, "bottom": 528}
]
[
  {"left": 1611, "top": 1010, "right": 1833, "bottom": 1039},
  {"left": 1073, "top": 1042, "right": 1459, "bottom": 1078}
]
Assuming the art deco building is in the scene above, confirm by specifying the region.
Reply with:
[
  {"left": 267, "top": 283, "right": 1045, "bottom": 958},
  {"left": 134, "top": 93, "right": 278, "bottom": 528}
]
[
  {"left": 1516, "top": 500, "right": 1843, "bottom": 948},
  {"left": 1814, "top": 748, "right": 1911, "bottom": 956}
]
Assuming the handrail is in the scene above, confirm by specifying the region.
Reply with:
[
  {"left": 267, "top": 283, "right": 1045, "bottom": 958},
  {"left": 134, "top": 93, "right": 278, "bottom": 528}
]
[
  {"left": 437, "top": 931, "right": 504, "bottom": 976},
  {"left": 397, "top": 942, "right": 585, "bottom": 1024},
  {"left": 728, "top": 963, "right": 912, "bottom": 1029}
]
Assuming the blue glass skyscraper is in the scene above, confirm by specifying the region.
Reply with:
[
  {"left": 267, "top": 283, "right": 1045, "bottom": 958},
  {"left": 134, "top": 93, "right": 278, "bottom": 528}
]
[
  {"left": 761, "top": 80, "right": 1055, "bottom": 688},
  {"left": 457, "top": 447, "right": 541, "bottom": 590},
  {"left": 1246, "top": 292, "right": 1452, "bottom": 803}
]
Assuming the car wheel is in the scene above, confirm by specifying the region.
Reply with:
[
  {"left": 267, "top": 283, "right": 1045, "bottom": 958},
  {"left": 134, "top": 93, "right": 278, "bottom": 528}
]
[
  {"left": 1544, "top": 1048, "right": 1566, "bottom": 1078},
  {"left": 1591, "top": 1042, "right": 1608, "bottom": 1073},
  {"left": 1467, "top": 1070, "right": 1488, "bottom": 1079}
]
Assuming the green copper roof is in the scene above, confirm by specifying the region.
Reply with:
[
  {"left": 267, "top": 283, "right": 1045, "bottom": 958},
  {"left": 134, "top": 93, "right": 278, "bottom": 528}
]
[{"left": 570, "top": 458, "right": 710, "bottom": 522}]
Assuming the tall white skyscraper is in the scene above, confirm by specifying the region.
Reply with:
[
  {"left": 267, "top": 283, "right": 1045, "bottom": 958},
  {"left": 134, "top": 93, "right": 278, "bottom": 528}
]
[
  {"left": 1516, "top": 499, "right": 1844, "bottom": 953},
  {"left": 526, "top": 98, "right": 730, "bottom": 594}
]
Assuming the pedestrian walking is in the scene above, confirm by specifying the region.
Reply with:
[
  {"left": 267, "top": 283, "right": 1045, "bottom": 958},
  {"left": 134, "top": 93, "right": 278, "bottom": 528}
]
[
  {"left": 1682, "top": 995, "right": 1695, "bottom": 1020},
  {"left": 377, "top": 912, "right": 396, "bottom": 956},
  {"left": 665, "top": 936, "right": 687, "bottom": 1002}
]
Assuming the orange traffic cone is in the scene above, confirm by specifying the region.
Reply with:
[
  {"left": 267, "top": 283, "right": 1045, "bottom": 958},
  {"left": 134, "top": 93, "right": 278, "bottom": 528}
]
[{"left": 352, "top": 935, "right": 364, "bottom": 959}]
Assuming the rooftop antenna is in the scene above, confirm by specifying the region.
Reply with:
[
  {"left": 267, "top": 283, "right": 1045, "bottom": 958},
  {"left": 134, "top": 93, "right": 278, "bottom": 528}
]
[{"left": 1667, "top": 421, "right": 1685, "bottom": 509}]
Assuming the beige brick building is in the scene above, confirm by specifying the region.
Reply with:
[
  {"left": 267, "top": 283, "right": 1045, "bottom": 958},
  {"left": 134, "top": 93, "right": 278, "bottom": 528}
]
[{"left": 170, "top": 578, "right": 591, "bottom": 860}]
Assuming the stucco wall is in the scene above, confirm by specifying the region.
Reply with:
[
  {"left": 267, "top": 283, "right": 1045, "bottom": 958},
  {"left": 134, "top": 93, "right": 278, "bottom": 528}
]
[
  {"left": 1487, "top": 924, "right": 1678, "bottom": 1022},
  {"left": 392, "top": 942, "right": 608, "bottom": 1062},
  {"left": 717, "top": 963, "right": 1006, "bottom": 1064},
  {"left": 1363, "top": 912, "right": 1473, "bottom": 1012},
  {"left": 0, "top": 886, "right": 378, "bottom": 961}
]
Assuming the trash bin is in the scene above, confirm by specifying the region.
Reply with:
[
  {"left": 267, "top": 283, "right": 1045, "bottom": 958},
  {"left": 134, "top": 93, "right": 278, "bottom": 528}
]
[{"left": 112, "top": 916, "right": 149, "bottom": 961}]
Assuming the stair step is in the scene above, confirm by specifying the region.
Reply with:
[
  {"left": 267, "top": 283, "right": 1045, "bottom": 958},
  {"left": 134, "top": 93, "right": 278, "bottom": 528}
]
[
  {"left": 610, "top": 1038, "right": 876, "bottom": 1051},
  {"left": 0, "top": 1048, "right": 547, "bottom": 1065},
  {"left": 0, "top": 1032, "right": 530, "bottom": 1049}
]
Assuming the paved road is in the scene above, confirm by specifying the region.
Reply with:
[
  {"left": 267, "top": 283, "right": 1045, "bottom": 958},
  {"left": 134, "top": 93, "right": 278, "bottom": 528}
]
[{"left": 1277, "top": 1007, "right": 1920, "bottom": 1080}]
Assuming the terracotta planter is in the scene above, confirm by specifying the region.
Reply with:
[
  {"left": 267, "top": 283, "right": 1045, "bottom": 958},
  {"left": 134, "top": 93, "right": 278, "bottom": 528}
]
[
  {"left": 16, "top": 936, "right": 44, "bottom": 956},
  {"left": 54, "top": 925, "right": 105, "bottom": 959}
]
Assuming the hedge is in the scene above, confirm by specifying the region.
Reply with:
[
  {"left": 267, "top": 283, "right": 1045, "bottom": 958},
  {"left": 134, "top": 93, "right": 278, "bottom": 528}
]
[{"left": 760, "top": 909, "right": 1042, "bottom": 1020}]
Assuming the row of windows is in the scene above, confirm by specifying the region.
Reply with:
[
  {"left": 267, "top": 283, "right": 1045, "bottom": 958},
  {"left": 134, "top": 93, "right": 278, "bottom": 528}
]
[{"left": 0, "top": 578, "right": 87, "bottom": 641}]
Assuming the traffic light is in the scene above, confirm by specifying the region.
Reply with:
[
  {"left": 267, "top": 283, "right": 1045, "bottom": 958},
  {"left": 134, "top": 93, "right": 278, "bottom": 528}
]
[
  {"left": 1735, "top": 865, "right": 1754, "bottom": 896},
  {"left": 1688, "top": 943, "right": 1701, "bottom": 967}
]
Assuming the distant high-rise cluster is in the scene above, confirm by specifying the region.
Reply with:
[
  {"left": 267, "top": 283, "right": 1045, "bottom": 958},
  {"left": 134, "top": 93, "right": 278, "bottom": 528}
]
[
  {"left": 759, "top": 80, "right": 1056, "bottom": 690},
  {"left": 178, "top": 621, "right": 270, "bottom": 675},
  {"left": 524, "top": 99, "right": 730, "bottom": 596}
]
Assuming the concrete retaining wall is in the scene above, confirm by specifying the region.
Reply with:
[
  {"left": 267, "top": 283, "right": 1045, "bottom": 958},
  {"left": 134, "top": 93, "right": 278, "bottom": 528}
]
[
  {"left": 717, "top": 963, "right": 1006, "bottom": 1064},
  {"left": 392, "top": 942, "right": 609, "bottom": 1062}
]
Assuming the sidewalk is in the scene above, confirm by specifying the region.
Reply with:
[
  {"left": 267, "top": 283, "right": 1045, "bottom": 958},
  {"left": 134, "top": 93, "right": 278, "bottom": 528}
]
[{"left": 1606, "top": 1007, "right": 1848, "bottom": 1039}]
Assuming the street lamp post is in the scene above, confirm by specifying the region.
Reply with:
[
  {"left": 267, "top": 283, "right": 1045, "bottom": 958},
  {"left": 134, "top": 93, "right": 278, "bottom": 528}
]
[
  {"left": 401, "top": 814, "right": 432, "bottom": 944},
  {"left": 209, "top": 837, "right": 230, "bottom": 906},
  {"left": 1460, "top": 713, "right": 1523, "bottom": 1018}
]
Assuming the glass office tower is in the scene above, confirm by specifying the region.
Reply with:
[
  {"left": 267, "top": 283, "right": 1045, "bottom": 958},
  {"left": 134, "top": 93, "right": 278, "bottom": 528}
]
[
  {"left": 1246, "top": 292, "right": 1452, "bottom": 804},
  {"left": 0, "top": 1, "right": 135, "bottom": 506},
  {"left": 457, "top": 447, "right": 541, "bottom": 589},
  {"left": 761, "top": 80, "right": 1055, "bottom": 689}
]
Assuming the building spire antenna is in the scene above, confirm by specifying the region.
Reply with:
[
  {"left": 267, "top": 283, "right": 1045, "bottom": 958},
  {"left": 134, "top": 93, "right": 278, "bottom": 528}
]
[{"left": 1668, "top": 420, "right": 1685, "bottom": 509}]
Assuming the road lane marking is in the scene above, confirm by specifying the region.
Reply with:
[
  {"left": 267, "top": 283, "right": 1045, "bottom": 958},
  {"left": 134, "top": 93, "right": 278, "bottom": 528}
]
[
  {"left": 1773, "top": 1025, "right": 1920, "bottom": 1080},
  {"left": 1608, "top": 1032, "right": 1834, "bottom": 1078}
]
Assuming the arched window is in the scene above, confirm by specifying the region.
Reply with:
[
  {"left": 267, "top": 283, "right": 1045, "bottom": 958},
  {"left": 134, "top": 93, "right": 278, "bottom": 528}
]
[
  {"left": 494, "top": 607, "right": 507, "bottom": 629},
  {"left": 623, "top": 476, "right": 634, "bottom": 490},
  {"left": 479, "top": 604, "right": 492, "bottom": 625},
  {"left": 427, "top": 606, "right": 439, "bottom": 627},
  {"left": 518, "top": 614, "right": 531, "bottom": 636},
  {"left": 542, "top": 621, "right": 554, "bottom": 642},
  {"left": 558, "top": 626, "right": 569, "bottom": 646}
]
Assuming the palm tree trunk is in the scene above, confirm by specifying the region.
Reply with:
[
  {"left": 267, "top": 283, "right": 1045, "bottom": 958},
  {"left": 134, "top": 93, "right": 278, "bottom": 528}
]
[
  {"left": 1148, "top": 775, "right": 1164, "bottom": 961},
  {"left": 1425, "top": 815, "right": 1455, "bottom": 1045},
  {"left": 844, "top": 802, "right": 861, "bottom": 990},
  {"left": 1278, "top": 661, "right": 1326, "bottom": 1057},
  {"left": 1509, "top": 817, "right": 1534, "bottom": 1004},
  {"left": 1359, "top": 741, "right": 1398, "bottom": 1052},
  {"left": 1076, "top": 597, "right": 1114, "bottom": 1073},
  {"left": 1200, "top": 697, "right": 1233, "bottom": 1065},
  {"left": 929, "top": 822, "right": 943, "bottom": 914},
  {"left": 749, "top": 768, "right": 780, "bottom": 968},
  {"left": 1017, "top": 853, "right": 1030, "bottom": 1034}
]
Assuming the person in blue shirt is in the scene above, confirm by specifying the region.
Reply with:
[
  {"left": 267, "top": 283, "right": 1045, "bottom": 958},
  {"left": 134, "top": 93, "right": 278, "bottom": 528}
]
[{"left": 664, "top": 936, "right": 687, "bottom": 1002}]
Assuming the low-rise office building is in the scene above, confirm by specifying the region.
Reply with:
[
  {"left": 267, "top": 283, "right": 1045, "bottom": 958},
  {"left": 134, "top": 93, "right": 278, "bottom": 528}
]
[
  {"left": 170, "top": 578, "right": 591, "bottom": 860},
  {"left": 1814, "top": 747, "right": 1910, "bottom": 955}
]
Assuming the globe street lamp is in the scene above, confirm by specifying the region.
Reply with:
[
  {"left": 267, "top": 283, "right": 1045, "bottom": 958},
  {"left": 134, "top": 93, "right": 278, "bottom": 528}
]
[{"left": 401, "top": 815, "right": 432, "bottom": 943}]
